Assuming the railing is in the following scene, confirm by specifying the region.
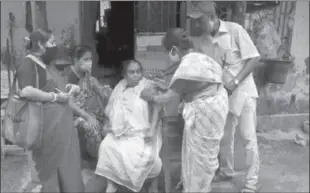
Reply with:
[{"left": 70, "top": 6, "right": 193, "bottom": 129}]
[{"left": 134, "top": 1, "right": 187, "bottom": 34}]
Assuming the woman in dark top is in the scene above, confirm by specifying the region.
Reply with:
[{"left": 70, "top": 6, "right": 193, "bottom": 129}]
[
  {"left": 62, "top": 45, "right": 112, "bottom": 161},
  {"left": 17, "top": 29, "right": 84, "bottom": 192}
]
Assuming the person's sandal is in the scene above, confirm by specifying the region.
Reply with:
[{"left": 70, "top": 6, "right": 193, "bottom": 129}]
[
  {"left": 212, "top": 171, "right": 233, "bottom": 183},
  {"left": 175, "top": 179, "right": 183, "bottom": 191},
  {"left": 21, "top": 181, "right": 42, "bottom": 193}
]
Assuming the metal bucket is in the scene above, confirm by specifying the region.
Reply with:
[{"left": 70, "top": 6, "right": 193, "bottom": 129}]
[{"left": 262, "top": 58, "right": 294, "bottom": 84}]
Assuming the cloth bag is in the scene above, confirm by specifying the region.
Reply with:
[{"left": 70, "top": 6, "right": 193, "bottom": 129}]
[{"left": 2, "top": 54, "right": 45, "bottom": 150}]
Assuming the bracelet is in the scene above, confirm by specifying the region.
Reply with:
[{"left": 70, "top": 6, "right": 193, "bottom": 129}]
[{"left": 51, "top": 92, "right": 57, "bottom": 102}]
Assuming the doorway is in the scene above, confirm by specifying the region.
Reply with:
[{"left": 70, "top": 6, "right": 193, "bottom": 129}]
[
  {"left": 80, "top": 1, "right": 135, "bottom": 86},
  {"left": 96, "top": 1, "right": 135, "bottom": 71}
]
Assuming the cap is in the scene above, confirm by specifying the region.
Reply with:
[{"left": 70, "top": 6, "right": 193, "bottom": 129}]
[{"left": 187, "top": 1, "right": 216, "bottom": 19}]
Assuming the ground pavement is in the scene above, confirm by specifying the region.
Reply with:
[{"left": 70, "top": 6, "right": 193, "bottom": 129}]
[{"left": 1, "top": 128, "right": 309, "bottom": 192}]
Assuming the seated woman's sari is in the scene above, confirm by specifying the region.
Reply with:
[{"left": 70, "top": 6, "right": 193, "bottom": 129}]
[
  {"left": 95, "top": 78, "right": 162, "bottom": 192},
  {"left": 69, "top": 71, "right": 112, "bottom": 159},
  {"left": 169, "top": 52, "right": 229, "bottom": 192}
]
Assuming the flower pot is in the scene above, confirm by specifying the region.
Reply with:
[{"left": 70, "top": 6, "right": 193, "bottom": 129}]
[{"left": 262, "top": 58, "right": 294, "bottom": 84}]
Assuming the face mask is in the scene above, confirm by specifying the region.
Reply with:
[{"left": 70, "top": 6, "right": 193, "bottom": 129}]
[
  {"left": 42, "top": 46, "right": 58, "bottom": 64},
  {"left": 168, "top": 48, "right": 180, "bottom": 63},
  {"left": 80, "top": 61, "right": 92, "bottom": 74}
]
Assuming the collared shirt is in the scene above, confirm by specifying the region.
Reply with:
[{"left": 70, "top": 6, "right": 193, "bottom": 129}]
[{"left": 192, "top": 20, "right": 260, "bottom": 99}]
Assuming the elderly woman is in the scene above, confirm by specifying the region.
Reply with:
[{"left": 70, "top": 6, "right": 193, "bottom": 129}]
[
  {"left": 140, "top": 28, "right": 229, "bottom": 192},
  {"left": 85, "top": 59, "right": 162, "bottom": 193},
  {"left": 62, "top": 45, "right": 112, "bottom": 161},
  {"left": 17, "top": 29, "right": 84, "bottom": 192}
]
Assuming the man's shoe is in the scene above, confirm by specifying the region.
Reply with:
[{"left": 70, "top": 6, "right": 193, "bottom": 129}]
[{"left": 212, "top": 172, "right": 233, "bottom": 183}]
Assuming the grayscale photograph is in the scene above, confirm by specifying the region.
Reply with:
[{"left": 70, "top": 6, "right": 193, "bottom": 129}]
[{"left": 0, "top": 1, "right": 309, "bottom": 193}]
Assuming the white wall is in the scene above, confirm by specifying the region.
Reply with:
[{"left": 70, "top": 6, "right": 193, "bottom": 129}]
[
  {"left": 1, "top": 2, "right": 29, "bottom": 55},
  {"left": 46, "top": 1, "right": 80, "bottom": 45},
  {"left": 290, "top": 1, "right": 309, "bottom": 73}
]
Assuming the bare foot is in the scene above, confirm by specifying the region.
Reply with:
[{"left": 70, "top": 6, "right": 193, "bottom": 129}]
[
  {"left": 106, "top": 180, "right": 117, "bottom": 193},
  {"left": 175, "top": 180, "right": 183, "bottom": 191}
]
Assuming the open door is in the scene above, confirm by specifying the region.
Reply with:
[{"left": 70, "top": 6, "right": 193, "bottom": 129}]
[{"left": 79, "top": 1, "right": 135, "bottom": 87}]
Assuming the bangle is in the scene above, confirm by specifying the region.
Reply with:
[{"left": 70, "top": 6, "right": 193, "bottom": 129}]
[{"left": 51, "top": 92, "right": 57, "bottom": 102}]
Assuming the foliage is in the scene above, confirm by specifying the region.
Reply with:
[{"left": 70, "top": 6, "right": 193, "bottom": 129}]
[{"left": 56, "top": 22, "right": 78, "bottom": 61}]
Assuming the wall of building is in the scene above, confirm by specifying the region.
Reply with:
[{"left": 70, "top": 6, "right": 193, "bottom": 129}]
[
  {"left": 256, "top": 1, "right": 309, "bottom": 115},
  {"left": 137, "top": 2, "right": 309, "bottom": 116},
  {"left": 1, "top": 1, "right": 80, "bottom": 65},
  {"left": 1, "top": 1, "right": 30, "bottom": 61},
  {"left": 46, "top": 1, "right": 80, "bottom": 46}
]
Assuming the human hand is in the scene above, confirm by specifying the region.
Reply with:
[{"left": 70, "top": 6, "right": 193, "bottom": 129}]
[
  {"left": 153, "top": 70, "right": 165, "bottom": 79},
  {"left": 140, "top": 88, "right": 157, "bottom": 102},
  {"left": 144, "top": 130, "right": 154, "bottom": 143},
  {"left": 224, "top": 80, "right": 237, "bottom": 96},
  {"left": 102, "top": 85, "right": 113, "bottom": 97},
  {"left": 66, "top": 84, "right": 80, "bottom": 95},
  {"left": 56, "top": 93, "right": 70, "bottom": 103},
  {"left": 87, "top": 115, "right": 100, "bottom": 129}
]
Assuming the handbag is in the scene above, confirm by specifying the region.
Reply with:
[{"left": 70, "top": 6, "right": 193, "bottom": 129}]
[{"left": 2, "top": 54, "right": 44, "bottom": 150}]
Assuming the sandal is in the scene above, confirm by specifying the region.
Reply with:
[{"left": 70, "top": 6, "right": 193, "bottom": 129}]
[
  {"left": 175, "top": 180, "right": 183, "bottom": 191},
  {"left": 21, "top": 181, "right": 42, "bottom": 193}
]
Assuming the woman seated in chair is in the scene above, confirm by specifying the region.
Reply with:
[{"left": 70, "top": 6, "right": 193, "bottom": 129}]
[
  {"left": 86, "top": 59, "right": 163, "bottom": 193},
  {"left": 62, "top": 45, "right": 112, "bottom": 161}
]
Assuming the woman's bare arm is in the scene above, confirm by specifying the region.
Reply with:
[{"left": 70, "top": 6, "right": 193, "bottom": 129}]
[
  {"left": 17, "top": 57, "right": 56, "bottom": 102},
  {"left": 152, "top": 89, "right": 179, "bottom": 104},
  {"left": 91, "top": 78, "right": 112, "bottom": 104},
  {"left": 19, "top": 86, "right": 55, "bottom": 102},
  {"left": 68, "top": 99, "right": 90, "bottom": 120}
]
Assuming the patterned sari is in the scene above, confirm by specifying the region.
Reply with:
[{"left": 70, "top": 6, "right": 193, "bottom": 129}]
[
  {"left": 169, "top": 52, "right": 229, "bottom": 192},
  {"left": 95, "top": 78, "right": 162, "bottom": 192},
  {"left": 72, "top": 74, "right": 112, "bottom": 159}
]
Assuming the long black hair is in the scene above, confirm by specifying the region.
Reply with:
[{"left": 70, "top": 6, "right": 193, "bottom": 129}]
[
  {"left": 162, "top": 28, "right": 193, "bottom": 52},
  {"left": 25, "top": 29, "right": 52, "bottom": 52}
]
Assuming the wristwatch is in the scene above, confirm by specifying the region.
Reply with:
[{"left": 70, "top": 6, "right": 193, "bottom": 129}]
[{"left": 234, "top": 79, "right": 240, "bottom": 86}]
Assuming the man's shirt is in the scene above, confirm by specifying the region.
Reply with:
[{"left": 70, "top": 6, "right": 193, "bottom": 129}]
[{"left": 192, "top": 20, "right": 260, "bottom": 99}]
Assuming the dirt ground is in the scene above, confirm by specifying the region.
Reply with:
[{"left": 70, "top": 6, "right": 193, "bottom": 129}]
[{"left": 1, "top": 129, "right": 309, "bottom": 193}]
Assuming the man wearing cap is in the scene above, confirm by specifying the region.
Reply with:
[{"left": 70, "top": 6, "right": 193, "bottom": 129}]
[{"left": 187, "top": 2, "right": 261, "bottom": 193}]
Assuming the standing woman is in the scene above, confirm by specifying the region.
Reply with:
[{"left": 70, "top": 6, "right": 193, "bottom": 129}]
[
  {"left": 17, "top": 29, "right": 84, "bottom": 192},
  {"left": 140, "top": 28, "right": 229, "bottom": 192}
]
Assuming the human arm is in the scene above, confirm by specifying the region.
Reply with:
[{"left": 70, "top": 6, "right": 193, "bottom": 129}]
[
  {"left": 68, "top": 99, "right": 90, "bottom": 120},
  {"left": 18, "top": 58, "right": 68, "bottom": 103},
  {"left": 140, "top": 79, "right": 183, "bottom": 104},
  {"left": 235, "top": 25, "right": 261, "bottom": 81},
  {"left": 226, "top": 25, "right": 261, "bottom": 91},
  {"left": 162, "top": 63, "right": 180, "bottom": 76},
  {"left": 151, "top": 89, "right": 179, "bottom": 104},
  {"left": 90, "top": 78, "right": 112, "bottom": 104}
]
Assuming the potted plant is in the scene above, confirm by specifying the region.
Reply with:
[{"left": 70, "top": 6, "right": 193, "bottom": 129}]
[{"left": 251, "top": 16, "right": 295, "bottom": 84}]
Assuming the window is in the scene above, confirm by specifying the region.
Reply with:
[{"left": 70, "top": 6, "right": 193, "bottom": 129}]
[{"left": 134, "top": 1, "right": 186, "bottom": 34}]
